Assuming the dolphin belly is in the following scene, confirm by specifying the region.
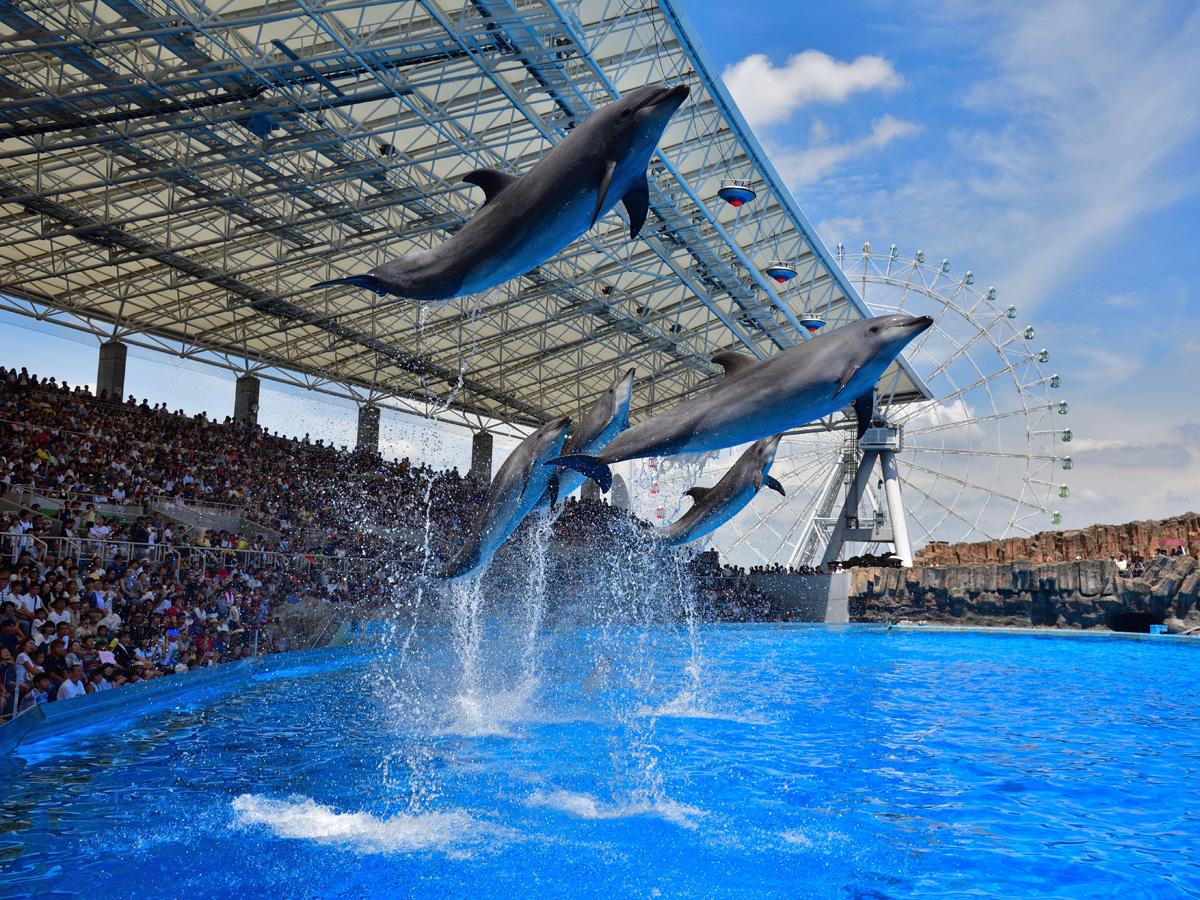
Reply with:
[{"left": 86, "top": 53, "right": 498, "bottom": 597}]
[{"left": 659, "top": 482, "right": 756, "bottom": 546}]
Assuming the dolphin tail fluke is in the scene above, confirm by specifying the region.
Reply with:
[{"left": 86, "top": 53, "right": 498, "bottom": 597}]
[
  {"left": 546, "top": 454, "right": 612, "bottom": 493},
  {"left": 313, "top": 274, "right": 389, "bottom": 296}
]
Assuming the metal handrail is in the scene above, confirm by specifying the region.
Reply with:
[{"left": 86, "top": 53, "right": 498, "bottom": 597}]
[{"left": 0, "top": 533, "right": 371, "bottom": 575}]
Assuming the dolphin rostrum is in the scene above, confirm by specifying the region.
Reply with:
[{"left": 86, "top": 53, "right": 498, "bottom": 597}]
[
  {"left": 655, "top": 435, "right": 786, "bottom": 546},
  {"left": 315, "top": 84, "right": 691, "bottom": 304},
  {"left": 437, "top": 416, "right": 572, "bottom": 580},
  {"left": 548, "top": 314, "right": 933, "bottom": 491},
  {"left": 545, "top": 368, "right": 636, "bottom": 505}
]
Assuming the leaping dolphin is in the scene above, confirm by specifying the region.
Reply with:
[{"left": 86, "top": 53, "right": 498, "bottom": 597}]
[
  {"left": 437, "top": 416, "right": 572, "bottom": 580},
  {"left": 548, "top": 314, "right": 933, "bottom": 491},
  {"left": 654, "top": 436, "right": 786, "bottom": 546},
  {"left": 315, "top": 84, "right": 691, "bottom": 304},
  {"left": 545, "top": 368, "right": 636, "bottom": 505}
]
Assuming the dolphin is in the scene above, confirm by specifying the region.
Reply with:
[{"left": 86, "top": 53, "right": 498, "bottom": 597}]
[
  {"left": 548, "top": 314, "right": 933, "bottom": 491},
  {"left": 437, "top": 416, "right": 572, "bottom": 580},
  {"left": 315, "top": 84, "right": 691, "bottom": 303},
  {"left": 544, "top": 368, "right": 636, "bottom": 505},
  {"left": 654, "top": 435, "right": 786, "bottom": 546}
]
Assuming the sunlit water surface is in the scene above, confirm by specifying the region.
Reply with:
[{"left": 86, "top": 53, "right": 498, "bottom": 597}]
[{"left": 2, "top": 626, "right": 1197, "bottom": 898}]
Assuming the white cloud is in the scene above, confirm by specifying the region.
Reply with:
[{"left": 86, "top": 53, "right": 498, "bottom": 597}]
[
  {"left": 723, "top": 50, "right": 902, "bottom": 128},
  {"left": 1072, "top": 437, "right": 1191, "bottom": 469},
  {"left": 826, "top": 0, "right": 1200, "bottom": 313},
  {"left": 768, "top": 115, "right": 920, "bottom": 188}
]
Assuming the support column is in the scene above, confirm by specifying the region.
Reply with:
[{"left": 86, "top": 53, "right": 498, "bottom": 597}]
[
  {"left": 469, "top": 430, "right": 493, "bottom": 481},
  {"left": 820, "top": 450, "right": 878, "bottom": 570},
  {"left": 356, "top": 405, "right": 381, "bottom": 455},
  {"left": 581, "top": 479, "right": 601, "bottom": 503},
  {"left": 96, "top": 340, "right": 127, "bottom": 401},
  {"left": 879, "top": 451, "right": 914, "bottom": 567},
  {"left": 233, "top": 374, "right": 260, "bottom": 425}
]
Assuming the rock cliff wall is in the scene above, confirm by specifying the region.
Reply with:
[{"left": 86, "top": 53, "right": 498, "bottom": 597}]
[
  {"left": 849, "top": 554, "right": 1200, "bottom": 633},
  {"left": 914, "top": 513, "right": 1199, "bottom": 566}
]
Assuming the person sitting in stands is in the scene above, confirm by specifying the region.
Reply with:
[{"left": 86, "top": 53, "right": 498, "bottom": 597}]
[
  {"left": 42, "top": 641, "right": 68, "bottom": 688},
  {"left": 0, "top": 610, "right": 20, "bottom": 657},
  {"left": 112, "top": 631, "right": 135, "bottom": 673},
  {"left": 56, "top": 664, "right": 87, "bottom": 701},
  {"left": 19, "top": 672, "right": 52, "bottom": 711}
]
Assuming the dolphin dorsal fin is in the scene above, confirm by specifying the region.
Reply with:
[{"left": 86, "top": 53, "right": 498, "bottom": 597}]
[
  {"left": 685, "top": 486, "right": 712, "bottom": 503},
  {"left": 461, "top": 168, "right": 520, "bottom": 206},
  {"left": 711, "top": 351, "right": 757, "bottom": 379}
]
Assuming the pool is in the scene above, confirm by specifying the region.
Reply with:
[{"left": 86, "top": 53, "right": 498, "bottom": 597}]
[{"left": 2, "top": 625, "right": 1197, "bottom": 897}]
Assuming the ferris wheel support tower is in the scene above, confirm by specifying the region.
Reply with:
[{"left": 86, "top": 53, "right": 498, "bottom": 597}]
[{"left": 818, "top": 416, "right": 914, "bottom": 569}]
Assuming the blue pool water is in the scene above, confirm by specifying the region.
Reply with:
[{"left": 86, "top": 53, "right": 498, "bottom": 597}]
[{"left": 1, "top": 625, "right": 1198, "bottom": 898}]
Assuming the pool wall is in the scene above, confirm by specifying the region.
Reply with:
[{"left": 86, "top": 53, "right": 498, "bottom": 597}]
[{"left": 0, "top": 646, "right": 363, "bottom": 758}]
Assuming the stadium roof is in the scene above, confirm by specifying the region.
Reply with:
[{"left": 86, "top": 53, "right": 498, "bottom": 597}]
[{"left": 0, "top": 0, "right": 929, "bottom": 433}]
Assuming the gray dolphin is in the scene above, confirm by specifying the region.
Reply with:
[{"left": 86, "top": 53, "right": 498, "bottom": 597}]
[
  {"left": 548, "top": 314, "right": 933, "bottom": 491},
  {"left": 655, "top": 436, "right": 786, "bottom": 546},
  {"left": 315, "top": 84, "right": 690, "bottom": 303},
  {"left": 545, "top": 368, "right": 636, "bottom": 505},
  {"left": 437, "top": 416, "right": 572, "bottom": 580}
]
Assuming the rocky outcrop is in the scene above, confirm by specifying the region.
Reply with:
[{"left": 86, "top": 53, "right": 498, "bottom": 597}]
[
  {"left": 849, "top": 555, "right": 1200, "bottom": 632},
  {"left": 914, "top": 513, "right": 1199, "bottom": 566}
]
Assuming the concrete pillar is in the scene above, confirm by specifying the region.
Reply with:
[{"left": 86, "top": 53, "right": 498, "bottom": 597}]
[
  {"left": 356, "top": 405, "right": 381, "bottom": 454},
  {"left": 581, "top": 479, "right": 601, "bottom": 503},
  {"left": 611, "top": 474, "right": 630, "bottom": 509},
  {"left": 96, "top": 340, "right": 127, "bottom": 401},
  {"left": 234, "top": 374, "right": 260, "bottom": 425},
  {"left": 469, "top": 430, "right": 493, "bottom": 481}
]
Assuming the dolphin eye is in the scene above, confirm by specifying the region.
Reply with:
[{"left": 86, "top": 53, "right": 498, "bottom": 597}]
[{"left": 620, "top": 109, "right": 632, "bottom": 118}]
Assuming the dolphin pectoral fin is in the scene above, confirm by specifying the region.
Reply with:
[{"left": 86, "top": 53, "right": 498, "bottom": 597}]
[
  {"left": 711, "top": 350, "right": 758, "bottom": 379},
  {"left": 622, "top": 175, "right": 650, "bottom": 239},
  {"left": 546, "top": 454, "right": 612, "bottom": 493},
  {"left": 853, "top": 391, "right": 874, "bottom": 439},
  {"left": 592, "top": 160, "right": 617, "bottom": 228},
  {"left": 313, "top": 274, "right": 390, "bottom": 297},
  {"left": 835, "top": 362, "right": 861, "bottom": 398},
  {"left": 685, "top": 486, "right": 712, "bottom": 503},
  {"left": 460, "top": 168, "right": 519, "bottom": 206},
  {"left": 765, "top": 476, "right": 786, "bottom": 497}
]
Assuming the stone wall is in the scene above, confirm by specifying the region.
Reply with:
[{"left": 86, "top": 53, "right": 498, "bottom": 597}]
[
  {"left": 914, "top": 512, "right": 1199, "bottom": 566},
  {"left": 849, "top": 554, "right": 1200, "bottom": 633}
]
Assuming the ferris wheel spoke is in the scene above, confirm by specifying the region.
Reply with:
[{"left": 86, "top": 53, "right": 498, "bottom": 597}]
[
  {"left": 902, "top": 458, "right": 1029, "bottom": 508},
  {"left": 907, "top": 405, "right": 1035, "bottom": 437},
  {"left": 898, "top": 472, "right": 998, "bottom": 540},
  {"left": 906, "top": 446, "right": 1058, "bottom": 461}
]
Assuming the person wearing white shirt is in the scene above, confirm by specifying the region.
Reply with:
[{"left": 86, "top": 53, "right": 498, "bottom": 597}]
[
  {"left": 47, "top": 599, "right": 71, "bottom": 627},
  {"left": 56, "top": 665, "right": 88, "bottom": 701}
]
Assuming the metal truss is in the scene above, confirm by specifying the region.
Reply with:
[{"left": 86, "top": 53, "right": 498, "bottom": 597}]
[{"left": 0, "top": 0, "right": 928, "bottom": 431}]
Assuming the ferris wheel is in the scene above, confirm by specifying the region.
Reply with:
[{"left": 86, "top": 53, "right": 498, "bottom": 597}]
[{"left": 640, "top": 243, "right": 1074, "bottom": 569}]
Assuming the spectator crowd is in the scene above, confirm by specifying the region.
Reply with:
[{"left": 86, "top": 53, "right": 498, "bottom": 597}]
[{"left": 0, "top": 363, "right": 832, "bottom": 721}]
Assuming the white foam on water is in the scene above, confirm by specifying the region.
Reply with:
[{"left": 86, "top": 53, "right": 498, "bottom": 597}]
[
  {"left": 231, "top": 794, "right": 502, "bottom": 856},
  {"left": 642, "top": 694, "right": 771, "bottom": 726},
  {"left": 528, "top": 789, "right": 704, "bottom": 829}
]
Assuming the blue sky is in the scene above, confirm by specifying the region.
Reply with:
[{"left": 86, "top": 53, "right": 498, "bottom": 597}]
[
  {"left": 2, "top": 0, "right": 1197, "bottom": 529},
  {"left": 688, "top": 0, "right": 1200, "bottom": 525}
]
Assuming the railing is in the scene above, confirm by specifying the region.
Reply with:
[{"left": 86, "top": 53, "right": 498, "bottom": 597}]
[{"left": 0, "top": 533, "right": 373, "bottom": 576}]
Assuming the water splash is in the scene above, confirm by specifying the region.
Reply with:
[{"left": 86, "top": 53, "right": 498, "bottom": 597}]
[
  {"left": 517, "top": 504, "right": 561, "bottom": 700},
  {"left": 231, "top": 793, "right": 504, "bottom": 855}
]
